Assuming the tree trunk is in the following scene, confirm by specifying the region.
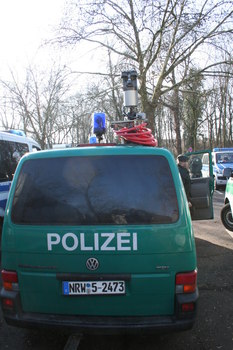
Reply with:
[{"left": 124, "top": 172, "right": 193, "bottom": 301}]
[
  {"left": 172, "top": 86, "right": 182, "bottom": 155},
  {"left": 173, "top": 108, "right": 182, "bottom": 155}
]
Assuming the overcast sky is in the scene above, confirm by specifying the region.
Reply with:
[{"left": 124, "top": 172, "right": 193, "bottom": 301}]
[
  {"left": 0, "top": 0, "right": 71, "bottom": 78},
  {"left": 0, "top": 0, "right": 106, "bottom": 88}
]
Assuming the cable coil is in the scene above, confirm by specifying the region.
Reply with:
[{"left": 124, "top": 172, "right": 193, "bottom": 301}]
[{"left": 115, "top": 122, "right": 158, "bottom": 147}]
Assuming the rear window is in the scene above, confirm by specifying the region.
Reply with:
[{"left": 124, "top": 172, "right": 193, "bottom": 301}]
[{"left": 11, "top": 155, "right": 179, "bottom": 225}]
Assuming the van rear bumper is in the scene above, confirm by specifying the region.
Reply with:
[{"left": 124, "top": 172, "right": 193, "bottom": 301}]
[
  {"left": 1, "top": 288, "right": 198, "bottom": 334},
  {"left": 3, "top": 312, "right": 196, "bottom": 334}
]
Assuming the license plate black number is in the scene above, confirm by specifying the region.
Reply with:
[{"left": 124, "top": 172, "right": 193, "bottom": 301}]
[{"left": 62, "top": 280, "right": 125, "bottom": 295}]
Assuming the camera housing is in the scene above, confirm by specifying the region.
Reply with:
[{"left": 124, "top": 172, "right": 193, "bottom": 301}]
[{"left": 121, "top": 70, "right": 138, "bottom": 120}]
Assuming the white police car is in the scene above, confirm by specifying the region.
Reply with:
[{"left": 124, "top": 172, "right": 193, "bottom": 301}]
[
  {"left": 221, "top": 168, "right": 233, "bottom": 231},
  {"left": 202, "top": 148, "right": 233, "bottom": 190}
]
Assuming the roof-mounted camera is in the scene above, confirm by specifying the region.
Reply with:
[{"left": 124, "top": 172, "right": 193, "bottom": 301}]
[
  {"left": 121, "top": 70, "right": 139, "bottom": 120},
  {"left": 96, "top": 69, "right": 157, "bottom": 147}
]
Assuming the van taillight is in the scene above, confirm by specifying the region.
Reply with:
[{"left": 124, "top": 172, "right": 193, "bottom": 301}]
[
  {"left": 3, "top": 298, "right": 14, "bottom": 308},
  {"left": 181, "top": 303, "right": 195, "bottom": 312},
  {"left": 175, "top": 270, "right": 197, "bottom": 294},
  {"left": 1, "top": 270, "right": 18, "bottom": 291}
]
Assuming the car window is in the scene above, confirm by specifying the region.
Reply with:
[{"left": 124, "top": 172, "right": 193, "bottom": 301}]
[
  {"left": 202, "top": 154, "right": 209, "bottom": 165},
  {"left": 0, "top": 140, "right": 29, "bottom": 181},
  {"left": 11, "top": 155, "right": 179, "bottom": 225},
  {"left": 217, "top": 153, "right": 233, "bottom": 163}
]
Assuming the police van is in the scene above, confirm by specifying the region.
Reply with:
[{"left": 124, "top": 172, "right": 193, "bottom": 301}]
[
  {"left": 0, "top": 130, "right": 41, "bottom": 221},
  {"left": 202, "top": 148, "right": 233, "bottom": 190},
  {"left": 0, "top": 144, "right": 214, "bottom": 333}
]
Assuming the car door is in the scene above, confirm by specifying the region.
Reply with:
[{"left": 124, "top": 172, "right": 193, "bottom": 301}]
[{"left": 185, "top": 150, "right": 214, "bottom": 220}]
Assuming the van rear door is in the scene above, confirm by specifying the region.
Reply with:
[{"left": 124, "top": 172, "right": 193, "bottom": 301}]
[{"left": 4, "top": 148, "right": 196, "bottom": 318}]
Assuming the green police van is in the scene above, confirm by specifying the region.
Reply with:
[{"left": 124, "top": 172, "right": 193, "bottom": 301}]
[{"left": 0, "top": 145, "right": 213, "bottom": 333}]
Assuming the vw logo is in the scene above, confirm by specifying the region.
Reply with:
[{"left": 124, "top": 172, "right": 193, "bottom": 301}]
[{"left": 86, "top": 258, "right": 99, "bottom": 271}]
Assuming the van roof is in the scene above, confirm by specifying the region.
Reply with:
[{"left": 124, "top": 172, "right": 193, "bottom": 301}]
[
  {"left": 20, "top": 144, "right": 173, "bottom": 162},
  {"left": 0, "top": 130, "right": 40, "bottom": 148}
]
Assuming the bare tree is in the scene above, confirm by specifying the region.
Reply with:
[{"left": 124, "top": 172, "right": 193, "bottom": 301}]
[
  {"left": 60, "top": 93, "right": 94, "bottom": 145},
  {"left": 56, "top": 0, "right": 233, "bottom": 141},
  {"left": 201, "top": 59, "right": 233, "bottom": 149},
  {"left": 0, "top": 96, "right": 20, "bottom": 130},
  {"left": 212, "top": 67, "right": 233, "bottom": 147},
  {"left": 182, "top": 69, "right": 205, "bottom": 150},
  {"left": 1, "top": 66, "right": 71, "bottom": 149}
]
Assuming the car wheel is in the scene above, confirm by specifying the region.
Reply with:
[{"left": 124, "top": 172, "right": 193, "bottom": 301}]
[{"left": 221, "top": 203, "right": 233, "bottom": 231}]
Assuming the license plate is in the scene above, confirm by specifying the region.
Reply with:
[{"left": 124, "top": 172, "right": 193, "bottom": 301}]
[{"left": 62, "top": 280, "right": 125, "bottom": 295}]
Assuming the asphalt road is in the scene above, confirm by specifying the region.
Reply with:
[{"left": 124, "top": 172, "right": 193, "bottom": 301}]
[{"left": 0, "top": 190, "right": 233, "bottom": 350}]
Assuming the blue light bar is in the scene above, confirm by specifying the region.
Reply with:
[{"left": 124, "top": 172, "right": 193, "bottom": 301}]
[
  {"left": 213, "top": 148, "right": 233, "bottom": 152},
  {"left": 89, "top": 136, "right": 97, "bottom": 144},
  {"left": 7, "top": 129, "right": 26, "bottom": 137},
  {"left": 93, "top": 113, "right": 106, "bottom": 137}
]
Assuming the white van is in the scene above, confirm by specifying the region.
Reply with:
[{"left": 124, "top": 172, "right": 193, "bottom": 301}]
[
  {"left": 0, "top": 130, "right": 41, "bottom": 220},
  {"left": 202, "top": 148, "right": 233, "bottom": 190}
]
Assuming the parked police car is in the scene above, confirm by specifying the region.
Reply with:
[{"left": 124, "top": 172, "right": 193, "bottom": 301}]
[
  {"left": 202, "top": 148, "right": 233, "bottom": 190},
  {"left": 221, "top": 168, "right": 233, "bottom": 231},
  {"left": 0, "top": 130, "right": 41, "bottom": 221}
]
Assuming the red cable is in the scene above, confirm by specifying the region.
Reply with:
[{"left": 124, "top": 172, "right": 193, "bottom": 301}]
[{"left": 115, "top": 122, "right": 158, "bottom": 147}]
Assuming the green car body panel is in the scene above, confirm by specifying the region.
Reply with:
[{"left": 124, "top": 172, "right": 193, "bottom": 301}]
[{"left": 1, "top": 145, "right": 199, "bottom": 333}]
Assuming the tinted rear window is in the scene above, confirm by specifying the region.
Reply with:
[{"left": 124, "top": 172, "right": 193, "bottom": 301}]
[{"left": 11, "top": 155, "right": 179, "bottom": 225}]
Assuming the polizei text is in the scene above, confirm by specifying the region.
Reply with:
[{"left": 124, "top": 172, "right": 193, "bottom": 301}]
[{"left": 47, "top": 232, "right": 138, "bottom": 251}]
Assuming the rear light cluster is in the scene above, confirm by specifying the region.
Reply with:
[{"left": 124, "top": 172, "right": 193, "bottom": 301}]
[
  {"left": 2, "top": 270, "right": 18, "bottom": 291},
  {"left": 1, "top": 270, "right": 19, "bottom": 310},
  {"left": 176, "top": 270, "right": 197, "bottom": 313},
  {"left": 176, "top": 270, "right": 197, "bottom": 294}
]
